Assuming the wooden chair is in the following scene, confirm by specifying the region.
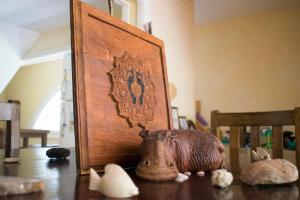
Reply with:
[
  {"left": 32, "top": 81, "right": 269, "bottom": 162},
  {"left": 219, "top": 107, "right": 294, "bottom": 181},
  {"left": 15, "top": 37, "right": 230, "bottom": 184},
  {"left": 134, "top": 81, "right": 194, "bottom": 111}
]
[
  {"left": 0, "top": 100, "right": 20, "bottom": 157},
  {"left": 211, "top": 108, "right": 300, "bottom": 173}
]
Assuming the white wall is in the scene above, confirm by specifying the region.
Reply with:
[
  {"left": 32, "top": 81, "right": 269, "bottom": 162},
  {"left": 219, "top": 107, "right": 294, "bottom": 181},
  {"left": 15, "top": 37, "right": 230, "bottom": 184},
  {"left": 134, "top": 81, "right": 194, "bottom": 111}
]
[
  {"left": 0, "top": 23, "right": 70, "bottom": 94},
  {"left": 149, "top": 0, "right": 196, "bottom": 120},
  {"left": 24, "top": 26, "right": 70, "bottom": 60},
  {"left": 0, "top": 22, "right": 39, "bottom": 93},
  {"left": 0, "top": 32, "right": 21, "bottom": 93}
]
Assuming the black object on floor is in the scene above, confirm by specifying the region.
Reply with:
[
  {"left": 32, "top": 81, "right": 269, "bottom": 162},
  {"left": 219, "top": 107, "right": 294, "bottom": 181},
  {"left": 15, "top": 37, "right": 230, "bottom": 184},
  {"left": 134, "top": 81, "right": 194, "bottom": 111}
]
[{"left": 46, "top": 148, "right": 70, "bottom": 160}]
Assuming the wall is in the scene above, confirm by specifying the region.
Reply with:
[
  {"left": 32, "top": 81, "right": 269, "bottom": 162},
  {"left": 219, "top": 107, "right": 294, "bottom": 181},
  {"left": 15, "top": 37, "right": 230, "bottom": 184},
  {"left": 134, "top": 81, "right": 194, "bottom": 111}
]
[
  {"left": 3, "top": 59, "right": 63, "bottom": 129},
  {"left": 24, "top": 26, "right": 70, "bottom": 60},
  {"left": 0, "top": 90, "right": 5, "bottom": 102},
  {"left": 150, "top": 0, "right": 196, "bottom": 120},
  {"left": 195, "top": 8, "right": 300, "bottom": 125},
  {"left": 0, "top": 22, "right": 39, "bottom": 93}
]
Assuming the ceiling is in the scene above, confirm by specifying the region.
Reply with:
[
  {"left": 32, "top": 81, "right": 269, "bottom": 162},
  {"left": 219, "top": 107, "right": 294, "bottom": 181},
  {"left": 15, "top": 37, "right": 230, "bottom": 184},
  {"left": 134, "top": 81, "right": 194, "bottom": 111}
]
[
  {"left": 0, "top": 0, "right": 299, "bottom": 31},
  {"left": 0, "top": 0, "right": 110, "bottom": 33},
  {"left": 195, "top": 0, "right": 300, "bottom": 25}
]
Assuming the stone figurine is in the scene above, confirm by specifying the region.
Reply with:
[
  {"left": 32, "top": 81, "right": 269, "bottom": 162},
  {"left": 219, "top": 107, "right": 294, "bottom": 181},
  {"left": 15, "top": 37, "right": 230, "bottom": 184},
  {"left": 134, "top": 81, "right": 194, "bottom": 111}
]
[
  {"left": 136, "top": 130, "right": 225, "bottom": 181},
  {"left": 46, "top": 148, "right": 70, "bottom": 160},
  {"left": 241, "top": 159, "right": 298, "bottom": 185}
]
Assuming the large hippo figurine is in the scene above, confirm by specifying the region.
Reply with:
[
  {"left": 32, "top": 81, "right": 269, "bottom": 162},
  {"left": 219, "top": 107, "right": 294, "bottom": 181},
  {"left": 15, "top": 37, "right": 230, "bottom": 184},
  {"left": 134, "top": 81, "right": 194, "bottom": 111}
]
[{"left": 136, "top": 129, "right": 225, "bottom": 181}]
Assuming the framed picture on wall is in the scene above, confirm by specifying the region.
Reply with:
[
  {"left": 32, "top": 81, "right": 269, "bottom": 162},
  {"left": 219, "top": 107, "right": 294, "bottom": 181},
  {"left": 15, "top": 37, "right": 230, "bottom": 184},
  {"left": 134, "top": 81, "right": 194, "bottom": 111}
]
[
  {"left": 172, "top": 107, "right": 179, "bottom": 129},
  {"left": 179, "top": 116, "right": 188, "bottom": 129},
  {"left": 142, "top": 22, "right": 152, "bottom": 34}
]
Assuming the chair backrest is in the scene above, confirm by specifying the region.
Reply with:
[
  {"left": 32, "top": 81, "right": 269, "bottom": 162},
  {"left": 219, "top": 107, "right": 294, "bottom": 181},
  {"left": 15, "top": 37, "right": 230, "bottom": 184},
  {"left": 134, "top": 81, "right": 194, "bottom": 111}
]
[
  {"left": 0, "top": 100, "right": 20, "bottom": 157},
  {"left": 211, "top": 108, "right": 300, "bottom": 173}
]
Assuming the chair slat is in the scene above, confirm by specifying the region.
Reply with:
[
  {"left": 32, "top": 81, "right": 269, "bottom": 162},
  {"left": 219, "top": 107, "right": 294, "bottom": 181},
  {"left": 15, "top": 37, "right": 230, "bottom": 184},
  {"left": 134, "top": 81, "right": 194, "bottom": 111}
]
[
  {"left": 250, "top": 126, "right": 260, "bottom": 161},
  {"left": 211, "top": 108, "right": 299, "bottom": 173},
  {"left": 295, "top": 108, "right": 300, "bottom": 169},
  {"left": 230, "top": 127, "right": 240, "bottom": 175},
  {"left": 272, "top": 126, "right": 283, "bottom": 159},
  {"left": 211, "top": 110, "right": 219, "bottom": 136}
]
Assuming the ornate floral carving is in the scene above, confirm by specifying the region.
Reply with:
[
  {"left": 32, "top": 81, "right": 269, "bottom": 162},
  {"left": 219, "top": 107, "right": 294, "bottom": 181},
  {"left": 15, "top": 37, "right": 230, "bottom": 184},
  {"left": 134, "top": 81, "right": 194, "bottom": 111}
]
[{"left": 109, "top": 52, "right": 157, "bottom": 127}]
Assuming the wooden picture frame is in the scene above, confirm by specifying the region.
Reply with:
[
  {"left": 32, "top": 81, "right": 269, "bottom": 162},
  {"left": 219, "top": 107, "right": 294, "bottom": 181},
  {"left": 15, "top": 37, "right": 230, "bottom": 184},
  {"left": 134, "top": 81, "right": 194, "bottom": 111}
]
[
  {"left": 171, "top": 107, "right": 179, "bottom": 129},
  {"left": 179, "top": 116, "right": 188, "bottom": 130},
  {"left": 71, "top": 0, "right": 172, "bottom": 174}
]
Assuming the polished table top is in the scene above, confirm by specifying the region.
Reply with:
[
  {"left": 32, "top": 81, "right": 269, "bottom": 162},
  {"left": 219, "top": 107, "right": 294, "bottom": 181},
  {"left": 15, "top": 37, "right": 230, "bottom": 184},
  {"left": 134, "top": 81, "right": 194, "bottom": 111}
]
[{"left": 0, "top": 148, "right": 299, "bottom": 200}]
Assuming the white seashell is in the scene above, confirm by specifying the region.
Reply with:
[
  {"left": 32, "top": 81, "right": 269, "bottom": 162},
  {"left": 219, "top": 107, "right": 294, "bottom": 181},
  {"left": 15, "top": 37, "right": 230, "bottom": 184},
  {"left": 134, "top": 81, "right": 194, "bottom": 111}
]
[
  {"left": 211, "top": 169, "right": 233, "bottom": 188},
  {"left": 197, "top": 171, "right": 205, "bottom": 176},
  {"left": 89, "top": 164, "right": 139, "bottom": 198},
  {"left": 175, "top": 173, "right": 189, "bottom": 183},
  {"left": 251, "top": 147, "right": 271, "bottom": 161},
  {"left": 184, "top": 171, "right": 191, "bottom": 176},
  {"left": 3, "top": 158, "right": 21, "bottom": 163}
]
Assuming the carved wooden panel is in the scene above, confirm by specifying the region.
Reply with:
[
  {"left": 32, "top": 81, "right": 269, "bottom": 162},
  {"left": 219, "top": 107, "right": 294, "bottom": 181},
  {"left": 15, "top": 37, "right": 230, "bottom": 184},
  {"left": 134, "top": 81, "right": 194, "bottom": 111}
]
[
  {"left": 71, "top": 0, "right": 172, "bottom": 174},
  {"left": 109, "top": 51, "right": 157, "bottom": 127}
]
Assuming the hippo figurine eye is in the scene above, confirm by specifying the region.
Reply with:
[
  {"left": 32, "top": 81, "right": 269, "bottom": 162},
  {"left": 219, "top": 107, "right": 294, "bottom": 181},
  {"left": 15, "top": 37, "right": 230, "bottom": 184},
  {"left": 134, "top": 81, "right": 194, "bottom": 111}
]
[
  {"left": 144, "top": 160, "right": 150, "bottom": 166},
  {"left": 169, "top": 161, "right": 175, "bottom": 167}
]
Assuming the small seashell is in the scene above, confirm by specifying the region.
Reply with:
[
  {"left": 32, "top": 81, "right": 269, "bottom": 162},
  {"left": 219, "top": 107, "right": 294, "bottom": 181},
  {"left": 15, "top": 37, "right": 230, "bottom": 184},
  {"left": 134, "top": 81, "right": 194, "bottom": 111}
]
[
  {"left": 251, "top": 147, "right": 271, "bottom": 161},
  {"left": 0, "top": 176, "right": 44, "bottom": 196},
  {"left": 175, "top": 173, "right": 189, "bottom": 183},
  {"left": 211, "top": 169, "right": 233, "bottom": 188},
  {"left": 89, "top": 164, "right": 139, "bottom": 198},
  {"left": 3, "top": 158, "right": 21, "bottom": 163},
  {"left": 184, "top": 171, "right": 191, "bottom": 176},
  {"left": 197, "top": 171, "right": 205, "bottom": 176}
]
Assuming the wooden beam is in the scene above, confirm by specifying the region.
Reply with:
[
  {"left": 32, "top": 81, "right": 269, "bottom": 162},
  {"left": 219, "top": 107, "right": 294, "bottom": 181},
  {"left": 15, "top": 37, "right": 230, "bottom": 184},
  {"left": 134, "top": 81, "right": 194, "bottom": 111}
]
[
  {"left": 295, "top": 107, "right": 300, "bottom": 170},
  {"left": 5, "top": 101, "right": 20, "bottom": 157},
  {"left": 211, "top": 110, "right": 219, "bottom": 136},
  {"left": 272, "top": 125, "right": 283, "bottom": 159},
  {"left": 239, "top": 126, "right": 246, "bottom": 147},
  {"left": 230, "top": 127, "right": 240, "bottom": 175},
  {"left": 216, "top": 110, "right": 294, "bottom": 126},
  {"left": 250, "top": 126, "right": 260, "bottom": 161}
]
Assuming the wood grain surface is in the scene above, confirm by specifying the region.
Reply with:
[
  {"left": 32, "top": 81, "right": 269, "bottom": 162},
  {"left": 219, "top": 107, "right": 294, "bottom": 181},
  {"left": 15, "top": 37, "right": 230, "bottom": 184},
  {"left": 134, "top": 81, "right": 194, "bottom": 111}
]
[
  {"left": 0, "top": 148, "right": 299, "bottom": 200},
  {"left": 70, "top": 0, "right": 172, "bottom": 174},
  {"left": 211, "top": 108, "right": 300, "bottom": 170}
]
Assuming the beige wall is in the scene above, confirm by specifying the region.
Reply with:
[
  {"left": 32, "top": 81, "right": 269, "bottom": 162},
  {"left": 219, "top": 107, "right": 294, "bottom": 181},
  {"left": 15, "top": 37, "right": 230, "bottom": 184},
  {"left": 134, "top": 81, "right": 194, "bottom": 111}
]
[
  {"left": 128, "top": 0, "right": 138, "bottom": 26},
  {"left": 195, "top": 8, "right": 300, "bottom": 125},
  {"left": 0, "top": 90, "right": 5, "bottom": 102},
  {"left": 151, "top": 0, "right": 196, "bottom": 120},
  {"left": 3, "top": 59, "right": 63, "bottom": 129}
]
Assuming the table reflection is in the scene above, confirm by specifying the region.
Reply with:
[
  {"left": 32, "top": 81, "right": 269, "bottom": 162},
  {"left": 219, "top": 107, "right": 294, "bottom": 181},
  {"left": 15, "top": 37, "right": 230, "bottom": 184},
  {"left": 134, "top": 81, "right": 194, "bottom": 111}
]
[{"left": 0, "top": 148, "right": 299, "bottom": 200}]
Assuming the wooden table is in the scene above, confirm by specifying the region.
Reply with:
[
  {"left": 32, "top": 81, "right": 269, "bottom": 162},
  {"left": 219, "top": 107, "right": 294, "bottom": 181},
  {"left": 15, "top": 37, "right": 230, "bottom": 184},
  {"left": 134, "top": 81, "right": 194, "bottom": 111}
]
[
  {"left": 0, "top": 129, "right": 49, "bottom": 148},
  {"left": 0, "top": 148, "right": 299, "bottom": 200}
]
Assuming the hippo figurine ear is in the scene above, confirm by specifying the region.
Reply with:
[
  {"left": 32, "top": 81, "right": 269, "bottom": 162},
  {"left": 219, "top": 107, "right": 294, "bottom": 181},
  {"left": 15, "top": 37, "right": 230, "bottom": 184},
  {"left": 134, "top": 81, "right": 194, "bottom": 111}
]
[{"left": 139, "top": 129, "right": 149, "bottom": 138}]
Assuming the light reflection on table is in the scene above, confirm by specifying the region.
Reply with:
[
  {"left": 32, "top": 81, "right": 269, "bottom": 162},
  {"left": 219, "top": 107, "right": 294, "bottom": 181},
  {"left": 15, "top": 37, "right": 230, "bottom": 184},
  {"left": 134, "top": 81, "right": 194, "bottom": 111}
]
[{"left": 0, "top": 148, "right": 299, "bottom": 200}]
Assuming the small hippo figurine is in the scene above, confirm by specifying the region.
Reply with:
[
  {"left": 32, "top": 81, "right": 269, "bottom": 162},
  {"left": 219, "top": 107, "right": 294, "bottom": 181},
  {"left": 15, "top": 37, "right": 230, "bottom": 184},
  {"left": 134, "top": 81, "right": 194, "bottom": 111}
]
[{"left": 136, "top": 130, "right": 225, "bottom": 181}]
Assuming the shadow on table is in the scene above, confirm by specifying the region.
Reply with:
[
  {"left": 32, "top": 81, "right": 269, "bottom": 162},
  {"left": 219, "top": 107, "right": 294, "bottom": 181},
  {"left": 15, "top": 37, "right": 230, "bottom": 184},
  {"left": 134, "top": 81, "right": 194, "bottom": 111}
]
[{"left": 241, "top": 183, "right": 299, "bottom": 200}]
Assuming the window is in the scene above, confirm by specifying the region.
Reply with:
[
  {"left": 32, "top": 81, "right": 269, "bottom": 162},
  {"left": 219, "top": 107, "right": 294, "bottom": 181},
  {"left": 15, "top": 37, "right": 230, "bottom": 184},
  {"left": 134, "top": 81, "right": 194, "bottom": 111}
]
[{"left": 33, "top": 91, "right": 61, "bottom": 132}]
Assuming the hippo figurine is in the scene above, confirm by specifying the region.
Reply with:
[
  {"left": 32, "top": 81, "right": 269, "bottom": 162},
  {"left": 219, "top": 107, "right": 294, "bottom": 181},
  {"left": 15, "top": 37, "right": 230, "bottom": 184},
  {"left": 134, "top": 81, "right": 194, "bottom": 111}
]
[{"left": 135, "top": 130, "right": 225, "bottom": 181}]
